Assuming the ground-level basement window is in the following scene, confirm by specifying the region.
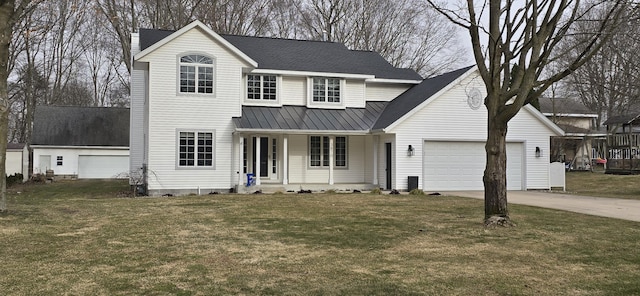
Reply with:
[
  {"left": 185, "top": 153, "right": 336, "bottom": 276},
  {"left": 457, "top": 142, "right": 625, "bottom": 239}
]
[{"left": 56, "top": 156, "right": 63, "bottom": 166}]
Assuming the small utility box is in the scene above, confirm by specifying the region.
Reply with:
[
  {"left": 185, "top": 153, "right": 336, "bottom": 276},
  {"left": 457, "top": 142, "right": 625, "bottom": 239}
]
[{"left": 408, "top": 176, "right": 419, "bottom": 191}]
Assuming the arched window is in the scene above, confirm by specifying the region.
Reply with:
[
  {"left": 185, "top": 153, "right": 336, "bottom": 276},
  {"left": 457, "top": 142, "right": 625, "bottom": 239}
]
[{"left": 179, "top": 54, "right": 214, "bottom": 94}]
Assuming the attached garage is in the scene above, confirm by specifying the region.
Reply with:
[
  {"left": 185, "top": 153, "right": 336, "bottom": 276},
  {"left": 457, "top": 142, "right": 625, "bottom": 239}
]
[
  {"left": 78, "top": 155, "right": 129, "bottom": 179},
  {"left": 423, "top": 141, "right": 523, "bottom": 191}
]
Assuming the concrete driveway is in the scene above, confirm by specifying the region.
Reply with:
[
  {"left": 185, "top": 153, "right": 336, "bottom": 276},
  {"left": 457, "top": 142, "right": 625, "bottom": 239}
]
[{"left": 443, "top": 191, "right": 640, "bottom": 222}]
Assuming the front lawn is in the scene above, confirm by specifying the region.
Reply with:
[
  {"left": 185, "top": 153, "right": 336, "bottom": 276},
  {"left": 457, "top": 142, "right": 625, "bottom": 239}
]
[
  {"left": 566, "top": 171, "right": 640, "bottom": 200},
  {"left": 2, "top": 180, "right": 639, "bottom": 295}
]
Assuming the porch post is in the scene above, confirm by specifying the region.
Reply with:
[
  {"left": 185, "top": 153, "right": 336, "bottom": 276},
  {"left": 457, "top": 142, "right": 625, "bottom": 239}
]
[
  {"left": 238, "top": 136, "right": 244, "bottom": 188},
  {"left": 373, "top": 136, "right": 379, "bottom": 185},
  {"left": 255, "top": 136, "right": 261, "bottom": 185},
  {"left": 283, "top": 135, "right": 289, "bottom": 185},
  {"left": 329, "top": 136, "right": 334, "bottom": 185}
]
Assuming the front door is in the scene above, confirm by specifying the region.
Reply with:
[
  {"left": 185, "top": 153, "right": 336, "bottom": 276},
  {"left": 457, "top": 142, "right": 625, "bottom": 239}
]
[
  {"left": 252, "top": 137, "right": 269, "bottom": 177},
  {"left": 385, "top": 143, "right": 392, "bottom": 189}
]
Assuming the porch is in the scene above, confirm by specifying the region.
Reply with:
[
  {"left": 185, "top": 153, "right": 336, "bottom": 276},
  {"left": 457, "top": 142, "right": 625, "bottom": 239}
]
[
  {"left": 604, "top": 113, "right": 640, "bottom": 174},
  {"left": 232, "top": 133, "right": 392, "bottom": 192}
]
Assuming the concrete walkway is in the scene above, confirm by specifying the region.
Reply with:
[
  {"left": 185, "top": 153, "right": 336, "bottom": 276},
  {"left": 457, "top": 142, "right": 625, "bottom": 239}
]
[{"left": 443, "top": 191, "right": 640, "bottom": 222}]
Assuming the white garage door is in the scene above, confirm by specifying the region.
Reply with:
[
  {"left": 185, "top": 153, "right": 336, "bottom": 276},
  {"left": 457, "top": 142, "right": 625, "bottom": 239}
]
[
  {"left": 78, "top": 155, "right": 129, "bottom": 179},
  {"left": 423, "top": 141, "right": 523, "bottom": 191}
]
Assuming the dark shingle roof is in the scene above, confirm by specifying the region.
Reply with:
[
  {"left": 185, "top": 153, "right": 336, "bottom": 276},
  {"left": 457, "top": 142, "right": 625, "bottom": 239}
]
[
  {"left": 138, "top": 28, "right": 422, "bottom": 81},
  {"left": 32, "top": 106, "right": 130, "bottom": 146},
  {"left": 372, "top": 66, "right": 474, "bottom": 130},
  {"left": 233, "top": 102, "right": 387, "bottom": 131},
  {"left": 604, "top": 113, "right": 640, "bottom": 125},
  {"left": 7, "top": 143, "right": 25, "bottom": 150},
  {"left": 538, "top": 97, "right": 596, "bottom": 115}
]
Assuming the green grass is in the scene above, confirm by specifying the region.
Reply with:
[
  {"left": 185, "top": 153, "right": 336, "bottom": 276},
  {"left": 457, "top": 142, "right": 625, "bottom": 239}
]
[
  {"left": 1, "top": 180, "right": 640, "bottom": 295},
  {"left": 566, "top": 171, "right": 640, "bottom": 200}
]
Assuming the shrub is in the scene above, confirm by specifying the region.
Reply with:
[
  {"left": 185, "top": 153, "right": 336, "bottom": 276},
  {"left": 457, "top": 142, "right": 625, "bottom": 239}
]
[
  {"left": 370, "top": 188, "right": 382, "bottom": 195},
  {"left": 409, "top": 188, "right": 425, "bottom": 195},
  {"left": 6, "top": 173, "right": 23, "bottom": 187}
]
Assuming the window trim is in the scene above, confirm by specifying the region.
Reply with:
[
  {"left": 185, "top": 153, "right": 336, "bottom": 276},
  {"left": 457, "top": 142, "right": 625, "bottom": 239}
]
[
  {"left": 244, "top": 74, "right": 281, "bottom": 106},
  {"left": 175, "top": 129, "right": 216, "bottom": 170},
  {"left": 308, "top": 77, "right": 344, "bottom": 108},
  {"left": 308, "top": 136, "right": 348, "bottom": 169},
  {"left": 176, "top": 53, "right": 216, "bottom": 96}
]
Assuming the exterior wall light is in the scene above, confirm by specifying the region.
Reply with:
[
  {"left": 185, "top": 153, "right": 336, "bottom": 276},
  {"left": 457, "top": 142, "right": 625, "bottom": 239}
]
[
  {"left": 535, "top": 146, "right": 542, "bottom": 158},
  {"left": 407, "top": 145, "right": 415, "bottom": 156}
]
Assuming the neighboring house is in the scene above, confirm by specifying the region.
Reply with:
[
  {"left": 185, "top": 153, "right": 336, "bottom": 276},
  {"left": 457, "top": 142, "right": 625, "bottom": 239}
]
[
  {"left": 538, "top": 97, "right": 606, "bottom": 170},
  {"left": 603, "top": 113, "right": 640, "bottom": 173},
  {"left": 32, "top": 105, "right": 130, "bottom": 179},
  {"left": 131, "top": 20, "right": 563, "bottom": 195},
  {"left": 6, "top": 143, "right": 28, "bottom": 182}
]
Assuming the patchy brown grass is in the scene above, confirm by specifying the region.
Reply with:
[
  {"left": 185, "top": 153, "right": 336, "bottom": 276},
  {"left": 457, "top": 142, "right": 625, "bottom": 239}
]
[
  {"left": 566, "top": 171, "right": 640, "bottom": 200},
  {"left": 1, "top": 180, "right": 639, "bottom": 295}
]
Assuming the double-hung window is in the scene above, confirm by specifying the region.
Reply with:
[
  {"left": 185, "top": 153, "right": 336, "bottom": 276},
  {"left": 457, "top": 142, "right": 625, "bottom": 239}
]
[
  {"left": 312, "top": 78, "right": 341, "bottom": 103},
  {"left": 179, "top": 54, "right": 214, "bottom": 94},
  {"left": 179, "top": 131, "right": 213, "bottom": 167},
  {"left": 309, "top": 136, "right": 347, "bottom": 167},
  {"left": 247, "top": 75, "right": 277, "bottom": 100}
]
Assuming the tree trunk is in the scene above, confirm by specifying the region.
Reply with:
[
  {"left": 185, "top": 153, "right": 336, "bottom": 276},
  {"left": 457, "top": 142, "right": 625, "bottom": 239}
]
[
  {"left": 483, "top": 117, "right": 514, "bottom": 227},
  {"left": 0, "top": 1, "right": 14, "bottom": 212}
]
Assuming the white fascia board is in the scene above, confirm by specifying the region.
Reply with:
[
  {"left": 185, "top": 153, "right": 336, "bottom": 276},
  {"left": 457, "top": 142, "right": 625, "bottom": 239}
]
[
  {"left": 541, "top": 112, "right": 598, "bottom": 118},
  {"left": 523, "top": 104, "right": 565, "bottom": 136},
  {"left": 234, "top": 128, "right": 370, "bottom": 135},
  {"left": 384, "top": 66, "right": 479, "bottom": 132},
  {"left": 249, "top": 68, "right": 374, "bottom": 79},
  {"left": 30, "top": 145, "right": 130, "bottom": 150},
  {"left": 134, "top": 20, "right": 257, "bottom": 67},
  {"left": 365, "top": 78, "right": 422, "bottom": 84}
]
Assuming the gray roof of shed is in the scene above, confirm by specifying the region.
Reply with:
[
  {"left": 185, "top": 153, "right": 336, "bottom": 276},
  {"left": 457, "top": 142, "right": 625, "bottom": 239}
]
[
  {"left": 32, "top": 105, "right": 130, "bottom": 146},
  {"left": 233, "top": 102, "right": 387, "bottom": 131},
  {"left": 138, "top": 28, "right": 422, "bottom": 81},
  {"left": 372, "top": 66, "right": 474, "bottom": 130}
]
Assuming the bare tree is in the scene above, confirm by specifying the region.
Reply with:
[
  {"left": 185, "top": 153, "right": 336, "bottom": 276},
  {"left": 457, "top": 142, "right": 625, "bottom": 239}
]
[
  {"left": 561, "top": 7, "right": 640, "bottom": 126},
  {"left": 427, "top": 0, "right": 630, "bottom": 226},
  {"left": 1, "top": 0, "right": 43, "bottom": 211},
  {"left": 298, "top": 0, "right": 466, "bottom": 77}
]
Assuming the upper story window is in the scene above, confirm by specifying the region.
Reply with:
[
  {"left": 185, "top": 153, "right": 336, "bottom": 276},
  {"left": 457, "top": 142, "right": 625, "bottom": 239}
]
[
  {"left": 312, "top": 77, "right": 341, "bottom": 103},
  {"left": 179, "top": 54, "right": 213, "bottom": 94},
  {"left": 247, "top": 75, "right": 277, "bottom": 100}
]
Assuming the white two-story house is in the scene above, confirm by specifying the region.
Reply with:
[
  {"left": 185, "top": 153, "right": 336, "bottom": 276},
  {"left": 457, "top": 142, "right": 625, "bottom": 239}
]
[{"left": 130, "top": 20, "right": 563, "bottom": 196}]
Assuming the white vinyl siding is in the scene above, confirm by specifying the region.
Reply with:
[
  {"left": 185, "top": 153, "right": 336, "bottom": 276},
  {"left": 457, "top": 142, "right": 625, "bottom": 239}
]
[
  {"left": 32, "top": 147, "right": 129, "bottom": 177},
  {"left": 288, "top": 135, "right": 366, "bottom": 184},
  {"left": 366, "top": 83, "right": 413, "bottom": 101},
  {"left": 280, "top": 76, "right": 306, "bottom": 106},
  {"left": 137, "top": 27, "right": 252, "bottom": 192},
  {"left": 389, "top": 71, "right": 556, "bottom": 190}
]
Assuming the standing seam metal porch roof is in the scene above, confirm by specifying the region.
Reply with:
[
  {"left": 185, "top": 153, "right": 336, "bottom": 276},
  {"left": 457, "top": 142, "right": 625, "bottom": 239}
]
[{"left": 233, "top": 102, "right": 388, "bottom": 131}]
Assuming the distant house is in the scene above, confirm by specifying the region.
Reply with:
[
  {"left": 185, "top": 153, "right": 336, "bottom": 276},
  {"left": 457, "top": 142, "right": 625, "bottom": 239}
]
[
  {"left": 31, "top": 105, "right": 130, "bottom": 179},
  {"left": 539, "top": 97, "right": 606, "bottom": 170},
  {"left": 130, "top": 20, "right": 563, "bottom": 195},
  {"left": 6, "top": 143, "right": 28, "bottom": 182}
]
